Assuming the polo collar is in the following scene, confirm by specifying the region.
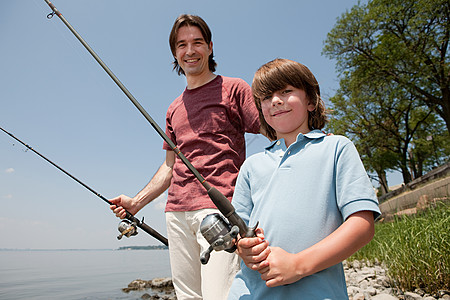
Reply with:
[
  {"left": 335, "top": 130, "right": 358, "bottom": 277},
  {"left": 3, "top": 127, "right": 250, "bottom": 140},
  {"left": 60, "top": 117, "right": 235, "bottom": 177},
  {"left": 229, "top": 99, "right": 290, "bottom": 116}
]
[{"left": 265, "top": 129, "right": 326, "bottom": 151}]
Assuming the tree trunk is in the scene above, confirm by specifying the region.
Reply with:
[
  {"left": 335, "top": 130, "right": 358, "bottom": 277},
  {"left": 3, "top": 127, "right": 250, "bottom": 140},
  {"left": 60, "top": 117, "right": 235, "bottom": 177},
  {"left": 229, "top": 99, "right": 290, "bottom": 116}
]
[
  {"left": 378, "top": 170, "right": 389, "bottom": 195},
  {"left": 401, "top": 165, "right": 412, "bottom": 184}
]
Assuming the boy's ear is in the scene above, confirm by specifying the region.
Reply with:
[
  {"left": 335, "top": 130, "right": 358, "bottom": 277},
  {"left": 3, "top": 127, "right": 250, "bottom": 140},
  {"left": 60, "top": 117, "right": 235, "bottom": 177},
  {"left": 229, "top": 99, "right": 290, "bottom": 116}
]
[{"left": 307, "top": 101, "right": 316, "bottom": 112}]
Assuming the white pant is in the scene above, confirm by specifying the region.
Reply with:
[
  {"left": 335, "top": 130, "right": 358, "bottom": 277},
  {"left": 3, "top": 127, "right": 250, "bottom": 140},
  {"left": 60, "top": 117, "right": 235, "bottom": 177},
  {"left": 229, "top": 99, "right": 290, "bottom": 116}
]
[{"left": 166, "top": 209, "right": 240, "bottom": 300}]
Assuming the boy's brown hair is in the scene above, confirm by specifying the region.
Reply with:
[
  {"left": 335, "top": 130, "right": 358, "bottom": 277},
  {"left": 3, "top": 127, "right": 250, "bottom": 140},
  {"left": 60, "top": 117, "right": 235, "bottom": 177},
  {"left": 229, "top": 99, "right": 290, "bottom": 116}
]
[
  {"left": 252, "top": 58, "right": 328, "bottom": 140},
  {"left": 169, "top": 14, "right": 216, "bottom": 76}
]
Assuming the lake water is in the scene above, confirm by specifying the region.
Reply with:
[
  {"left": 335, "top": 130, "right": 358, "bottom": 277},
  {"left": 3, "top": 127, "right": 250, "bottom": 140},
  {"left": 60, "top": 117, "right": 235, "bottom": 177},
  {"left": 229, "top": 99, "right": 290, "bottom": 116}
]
[{"left": 0, "top": 249, "right": 171, "bottom": 300}]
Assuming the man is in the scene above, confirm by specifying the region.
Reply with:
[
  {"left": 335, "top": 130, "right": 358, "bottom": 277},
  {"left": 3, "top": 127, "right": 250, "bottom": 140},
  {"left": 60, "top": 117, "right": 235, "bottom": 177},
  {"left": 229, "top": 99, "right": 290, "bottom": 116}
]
[{"left": 110, "top": 14, "right": 261, "bottom": 300}]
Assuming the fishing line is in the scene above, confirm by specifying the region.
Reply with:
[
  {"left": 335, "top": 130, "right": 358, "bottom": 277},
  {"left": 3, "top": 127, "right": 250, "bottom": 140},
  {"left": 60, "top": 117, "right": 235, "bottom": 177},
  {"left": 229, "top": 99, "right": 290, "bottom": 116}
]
[
  {"left": 0, "top": 126, "right": 168, "bottom": 246},
  {"left": 35, "top": 0, "right": 117, "bottom": 106},
  {"left": 43, "top": 0, "right": 256, "bottom": 240}
]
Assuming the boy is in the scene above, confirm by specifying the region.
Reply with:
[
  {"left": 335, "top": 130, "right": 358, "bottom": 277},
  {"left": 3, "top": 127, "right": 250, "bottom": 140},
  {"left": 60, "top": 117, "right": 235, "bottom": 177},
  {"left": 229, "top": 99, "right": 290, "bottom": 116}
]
[{"left": 227, "top": 58, "right": 381, "bottom": 299}]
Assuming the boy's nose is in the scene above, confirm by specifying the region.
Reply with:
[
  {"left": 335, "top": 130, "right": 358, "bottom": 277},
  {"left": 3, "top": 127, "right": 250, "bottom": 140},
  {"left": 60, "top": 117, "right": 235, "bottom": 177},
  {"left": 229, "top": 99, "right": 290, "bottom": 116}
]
[{"left": 272, "top": 96, "right": 283, "bottom": 105}]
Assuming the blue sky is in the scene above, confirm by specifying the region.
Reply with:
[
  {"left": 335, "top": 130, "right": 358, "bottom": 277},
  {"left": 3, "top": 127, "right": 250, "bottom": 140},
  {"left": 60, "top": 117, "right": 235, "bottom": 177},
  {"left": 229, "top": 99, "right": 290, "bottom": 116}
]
[{"left": 1, "top": 0, "right": 397, "bottom": 249}]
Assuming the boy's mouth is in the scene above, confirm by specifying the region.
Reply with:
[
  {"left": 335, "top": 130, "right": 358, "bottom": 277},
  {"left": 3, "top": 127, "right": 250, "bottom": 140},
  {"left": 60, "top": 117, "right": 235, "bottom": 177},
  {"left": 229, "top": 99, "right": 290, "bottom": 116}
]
[{"left": 272, "top": 109, "right": 290, "bottom": 117}]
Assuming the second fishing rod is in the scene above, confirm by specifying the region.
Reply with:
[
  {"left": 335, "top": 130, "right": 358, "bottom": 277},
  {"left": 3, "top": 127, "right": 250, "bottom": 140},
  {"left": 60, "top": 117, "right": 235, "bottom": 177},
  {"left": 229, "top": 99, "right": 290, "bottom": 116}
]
[
  {"left": 0, "top": 126, "right": 168, "bottom": 246},
  {"left": 43, "top": 1, "right": 256, "bottom": 261}
]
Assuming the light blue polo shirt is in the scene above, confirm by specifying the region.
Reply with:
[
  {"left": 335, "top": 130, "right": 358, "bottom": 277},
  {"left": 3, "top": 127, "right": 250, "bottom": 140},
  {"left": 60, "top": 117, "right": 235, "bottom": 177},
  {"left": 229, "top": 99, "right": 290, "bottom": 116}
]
[{"left": 228, "top": 130, "right": 380, "bottom": 300}]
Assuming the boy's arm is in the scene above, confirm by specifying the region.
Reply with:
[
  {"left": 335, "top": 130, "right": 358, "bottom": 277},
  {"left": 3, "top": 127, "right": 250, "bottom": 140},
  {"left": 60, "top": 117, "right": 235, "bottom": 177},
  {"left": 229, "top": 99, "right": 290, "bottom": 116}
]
[{"left": 260, "top": 210, "right": 375, "bottom": 287}]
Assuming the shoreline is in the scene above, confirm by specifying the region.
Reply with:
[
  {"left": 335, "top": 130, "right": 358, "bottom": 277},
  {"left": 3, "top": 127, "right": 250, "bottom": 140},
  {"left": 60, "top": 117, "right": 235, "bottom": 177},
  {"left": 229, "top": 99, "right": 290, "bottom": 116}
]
[{"left": 123, "top": 260, "right": 450, "bottom": 300}]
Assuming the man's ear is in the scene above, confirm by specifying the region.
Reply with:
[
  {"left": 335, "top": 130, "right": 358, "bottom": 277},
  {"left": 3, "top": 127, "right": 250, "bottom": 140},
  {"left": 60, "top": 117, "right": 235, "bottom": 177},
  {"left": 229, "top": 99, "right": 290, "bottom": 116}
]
[{"left": 208, "top": 41, "right": 213, "bottom": 54}]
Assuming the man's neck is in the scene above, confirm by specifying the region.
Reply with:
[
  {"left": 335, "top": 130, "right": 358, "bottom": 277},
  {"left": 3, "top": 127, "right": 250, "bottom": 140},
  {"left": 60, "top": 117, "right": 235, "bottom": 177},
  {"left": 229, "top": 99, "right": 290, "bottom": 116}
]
[{"left": 186, "top": 72, "right": 217, "bottom": 90}]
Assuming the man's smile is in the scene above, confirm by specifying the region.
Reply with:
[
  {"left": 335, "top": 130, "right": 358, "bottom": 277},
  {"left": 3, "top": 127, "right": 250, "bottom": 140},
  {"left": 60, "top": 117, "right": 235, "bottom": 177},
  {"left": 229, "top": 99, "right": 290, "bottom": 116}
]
[{"left": 185, "top": 58, "right": 200, "bottom": 63}]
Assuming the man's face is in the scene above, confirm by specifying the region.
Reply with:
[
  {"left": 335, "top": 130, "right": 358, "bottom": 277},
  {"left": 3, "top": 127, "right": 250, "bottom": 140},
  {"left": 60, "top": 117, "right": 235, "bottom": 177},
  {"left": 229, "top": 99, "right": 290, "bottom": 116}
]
[{"left": 174, "top": 25, "right": 213, "bottom": 77}]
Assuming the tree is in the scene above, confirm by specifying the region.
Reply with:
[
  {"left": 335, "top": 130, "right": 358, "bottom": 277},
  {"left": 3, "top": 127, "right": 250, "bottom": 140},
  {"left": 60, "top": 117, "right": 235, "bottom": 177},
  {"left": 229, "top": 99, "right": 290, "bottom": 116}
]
[
  {"left": 327, "top": 69, "right": 444, "bottom": 188},
  {"left": 407, "top": 114, "right": 450, "bottom": 178},
  {"left": 328, "top": 78, "right": 398, "bottom": 194},
  {"left": 323, "top": 0, "right": 450, "bottom": 134}
]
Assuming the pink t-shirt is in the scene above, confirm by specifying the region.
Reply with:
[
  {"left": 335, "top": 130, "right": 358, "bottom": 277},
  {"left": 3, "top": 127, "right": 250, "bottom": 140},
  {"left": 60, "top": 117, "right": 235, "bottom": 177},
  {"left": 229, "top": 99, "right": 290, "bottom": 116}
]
[{"left": 163, "top": 75, "right": 260, "bottom": 212}]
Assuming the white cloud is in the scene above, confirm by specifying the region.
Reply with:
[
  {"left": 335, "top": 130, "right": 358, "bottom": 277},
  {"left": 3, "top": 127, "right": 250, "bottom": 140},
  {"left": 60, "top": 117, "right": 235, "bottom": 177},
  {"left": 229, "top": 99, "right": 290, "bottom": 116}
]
[
  {"left": 5, "top": 168, "right": 14, "bottom": 173},
  {"left": 3, "top": 194, "right": 13, "bottom": 199}
]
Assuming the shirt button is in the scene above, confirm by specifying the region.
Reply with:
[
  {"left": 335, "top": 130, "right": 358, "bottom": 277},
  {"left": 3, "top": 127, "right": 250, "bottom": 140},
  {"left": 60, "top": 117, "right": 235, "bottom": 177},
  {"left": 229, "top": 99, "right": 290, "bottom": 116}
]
[
  {"left": 288, "top": 151, "right": 291, "bottom": 155},
  {"left": 276, "top": 141, "right": 281, "bottom": 145}
]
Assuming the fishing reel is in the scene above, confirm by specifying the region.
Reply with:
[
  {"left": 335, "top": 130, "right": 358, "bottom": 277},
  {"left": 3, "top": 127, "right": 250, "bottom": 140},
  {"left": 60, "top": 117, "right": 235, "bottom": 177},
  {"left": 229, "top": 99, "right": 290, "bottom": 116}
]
[
  {"left": 200, "top": 213, "right": 239, "bottom": 264},
  {"left": 117, "top": 219, "right": 138, "bottom": 240}
]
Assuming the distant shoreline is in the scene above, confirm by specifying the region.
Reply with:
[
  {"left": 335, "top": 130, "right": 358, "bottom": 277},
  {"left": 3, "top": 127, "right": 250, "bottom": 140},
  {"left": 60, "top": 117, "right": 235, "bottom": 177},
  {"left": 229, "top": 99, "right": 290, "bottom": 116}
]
[
  {"left": 0, "top": 246, "right": 169, "bottom": 251},
  {"left": 117, "top": 245, "right": 169, "bottom": 250}
]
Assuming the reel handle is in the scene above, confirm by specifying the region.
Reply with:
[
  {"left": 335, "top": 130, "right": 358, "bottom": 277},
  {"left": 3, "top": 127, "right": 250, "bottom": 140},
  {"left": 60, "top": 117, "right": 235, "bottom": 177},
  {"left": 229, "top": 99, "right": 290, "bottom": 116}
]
[
  {"left": 244, "top": 222, "right": 259, "bottom": 238},
  {"left": 200, "top": 246, "right": 213, "bottom": 264}
]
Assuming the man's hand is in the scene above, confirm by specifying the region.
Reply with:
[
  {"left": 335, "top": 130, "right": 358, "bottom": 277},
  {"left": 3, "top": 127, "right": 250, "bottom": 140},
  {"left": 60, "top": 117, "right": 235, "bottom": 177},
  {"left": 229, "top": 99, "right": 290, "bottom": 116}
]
[{"left": 109, "top": 195, "right": 137, "bottom": 219}]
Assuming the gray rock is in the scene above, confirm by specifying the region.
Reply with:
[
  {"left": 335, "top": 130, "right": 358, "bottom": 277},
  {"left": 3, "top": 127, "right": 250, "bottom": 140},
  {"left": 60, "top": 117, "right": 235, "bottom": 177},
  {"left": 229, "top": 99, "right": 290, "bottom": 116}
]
[
  {"left": 353, "top": 260, "right": 362, "bottom": 269},
  {"left": 404, "top": 292, "right": 425, "bottom": 300},
  {"left": 348, "top": 286, "right": 361, "bottom": 296},
  {"left": 151, "top": 277, "right": 173, "bottom": 288},
  {"left": 366, "top": 287, "right": 378, "bottom": 296},
  {"left": 353, "top": 292, "right": 365, "bottom": 300},
  {"left": 372, "top": 294, "right": 399, "bottom": 300},
  {"left": 123, "top": 277, "right": 176, "bottom": 299}
]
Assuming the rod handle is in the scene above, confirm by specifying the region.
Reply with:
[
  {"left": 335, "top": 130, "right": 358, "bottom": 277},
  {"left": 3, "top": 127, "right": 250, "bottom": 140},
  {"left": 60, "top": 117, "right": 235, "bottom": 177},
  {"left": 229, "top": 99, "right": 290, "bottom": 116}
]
[{"left": 126, "top": 212, "right": 168, "bottom": 246}]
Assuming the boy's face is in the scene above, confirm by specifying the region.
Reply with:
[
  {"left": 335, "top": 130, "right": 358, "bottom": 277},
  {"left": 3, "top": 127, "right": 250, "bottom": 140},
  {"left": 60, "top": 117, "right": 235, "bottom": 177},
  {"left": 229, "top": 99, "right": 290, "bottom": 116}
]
[
  {"left": 174, "top": 25, "right": 213, "bottom": 78},
  {"left": 261, "top": 85, "right": 315, "bottom": 140}
]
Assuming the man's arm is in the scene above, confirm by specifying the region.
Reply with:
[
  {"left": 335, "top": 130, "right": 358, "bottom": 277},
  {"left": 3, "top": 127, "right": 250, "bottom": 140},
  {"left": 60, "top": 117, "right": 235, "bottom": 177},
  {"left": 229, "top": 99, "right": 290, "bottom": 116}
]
[{"left": 110, "top": 150, "right": 175, "bottom": 218}]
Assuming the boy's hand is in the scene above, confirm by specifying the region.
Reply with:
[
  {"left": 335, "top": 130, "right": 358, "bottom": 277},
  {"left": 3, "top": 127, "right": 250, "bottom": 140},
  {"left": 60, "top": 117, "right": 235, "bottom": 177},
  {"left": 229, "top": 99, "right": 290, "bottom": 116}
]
[
  {"left": 236, "top": 228, "right": 271, "bottom": 271},
  {"left": 260, "top": 247, "right": 304, "bottom": 287}
]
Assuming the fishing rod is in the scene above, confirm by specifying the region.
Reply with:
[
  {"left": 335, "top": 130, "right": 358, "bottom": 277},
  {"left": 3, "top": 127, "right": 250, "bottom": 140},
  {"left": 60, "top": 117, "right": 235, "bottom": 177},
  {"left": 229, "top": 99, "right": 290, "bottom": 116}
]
[
  {"left": 0, "top": 126, "right": 168, "bottom": 246},
  {"left": 43, "top": 0, "right": 256, "bottom": 254}
]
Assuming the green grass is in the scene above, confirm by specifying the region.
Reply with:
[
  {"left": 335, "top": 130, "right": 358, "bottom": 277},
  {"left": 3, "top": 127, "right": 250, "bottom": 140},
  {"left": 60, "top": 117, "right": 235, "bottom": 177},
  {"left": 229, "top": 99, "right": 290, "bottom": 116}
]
[{"left": 348, "top": 202, "right": 450, "bottom": 295}]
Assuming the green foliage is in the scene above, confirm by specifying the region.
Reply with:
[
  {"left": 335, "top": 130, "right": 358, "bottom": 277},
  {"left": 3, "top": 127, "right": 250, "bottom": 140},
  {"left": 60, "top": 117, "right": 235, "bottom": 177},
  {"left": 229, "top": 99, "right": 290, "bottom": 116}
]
[
  {"left": 323, "top": 0, "right": 450, "bottom": 187},
  {"left": 349, "top": 202, "right": 450, "bottom": 295}
]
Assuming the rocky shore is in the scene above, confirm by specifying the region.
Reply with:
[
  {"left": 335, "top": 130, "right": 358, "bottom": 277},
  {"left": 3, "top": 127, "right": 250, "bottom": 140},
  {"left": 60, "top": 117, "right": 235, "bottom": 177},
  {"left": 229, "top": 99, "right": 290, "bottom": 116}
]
[
  {"left": 122, "top": 277, "right": 176, "bottom": 299},
  {"left": 344, "top": 260, "right": 449, "bottom": 300},
  {"left": 123, "top": 260, "right": 449, "bottom": 300}
]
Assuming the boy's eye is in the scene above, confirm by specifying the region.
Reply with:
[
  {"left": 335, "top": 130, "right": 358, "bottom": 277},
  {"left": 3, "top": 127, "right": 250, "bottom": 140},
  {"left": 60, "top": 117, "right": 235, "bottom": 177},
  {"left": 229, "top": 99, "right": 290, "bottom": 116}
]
[
  {"left": 262, "top": 95, "right": 272, "bottom": 101},
  {"left": 282, "top": 89, "right": 292, "bottom": 94}
]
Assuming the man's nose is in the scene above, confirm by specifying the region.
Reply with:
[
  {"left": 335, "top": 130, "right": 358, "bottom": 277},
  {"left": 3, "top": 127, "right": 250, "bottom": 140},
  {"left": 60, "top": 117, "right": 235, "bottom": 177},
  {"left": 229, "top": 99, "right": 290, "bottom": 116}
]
[{"left": 186, "top": 43, "right": 195, "bottom": 55}]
